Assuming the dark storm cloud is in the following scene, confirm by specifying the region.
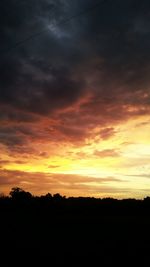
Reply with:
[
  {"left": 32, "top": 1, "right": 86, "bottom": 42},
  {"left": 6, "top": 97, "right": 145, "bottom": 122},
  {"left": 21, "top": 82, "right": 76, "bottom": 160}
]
[
  {"left": 0, "top": 105, "right": 39, "bottom": 123},
  {"left": 0, "top": 0, "right": 150, "bottom": 147},
  {"left": 0, "top": 125, "right": 34, "bottom": 147},
  {"left": 0, "top": 0, "right": 86, "bottom": 116},
  {"left": 0, "top": 130, "right": 26, "bottom": 147}
]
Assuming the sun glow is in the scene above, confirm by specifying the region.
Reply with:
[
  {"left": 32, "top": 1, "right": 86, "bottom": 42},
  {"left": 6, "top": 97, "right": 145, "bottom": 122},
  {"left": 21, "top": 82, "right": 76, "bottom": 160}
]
[{"left": 1, "top": 114, "right": 149, "bottom": 197}]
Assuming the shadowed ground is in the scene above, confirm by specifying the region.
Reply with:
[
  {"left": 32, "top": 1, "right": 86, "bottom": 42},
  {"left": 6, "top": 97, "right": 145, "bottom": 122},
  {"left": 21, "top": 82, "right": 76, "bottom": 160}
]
[{"left": 0, "top": 190, "right": 150, "bottom": 266}]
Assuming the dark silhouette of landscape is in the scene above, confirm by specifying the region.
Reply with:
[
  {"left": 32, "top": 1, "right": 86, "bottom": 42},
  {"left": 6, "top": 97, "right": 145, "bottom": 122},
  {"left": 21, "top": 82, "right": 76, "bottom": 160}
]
[{"left": 1, "top": 187, "right": 150, "bottom": 266}]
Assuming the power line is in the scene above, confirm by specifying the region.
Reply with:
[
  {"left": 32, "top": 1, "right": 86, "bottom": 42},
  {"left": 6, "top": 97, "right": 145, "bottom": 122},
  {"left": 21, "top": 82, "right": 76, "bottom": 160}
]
[{"left": 3, "top": 0, "right": 109, "bottom": 55}]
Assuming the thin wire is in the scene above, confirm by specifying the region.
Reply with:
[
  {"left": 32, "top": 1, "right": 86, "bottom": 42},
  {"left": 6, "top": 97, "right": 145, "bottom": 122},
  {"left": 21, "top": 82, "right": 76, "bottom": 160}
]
[{"left": 2, "top": 0, "right": 109, "bottom": 54}]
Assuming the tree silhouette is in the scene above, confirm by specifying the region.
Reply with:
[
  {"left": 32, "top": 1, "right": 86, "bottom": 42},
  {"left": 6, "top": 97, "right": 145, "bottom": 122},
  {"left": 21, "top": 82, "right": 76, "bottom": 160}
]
[{"left": 10, "top": 187, "right": 32, "bottom": 201}]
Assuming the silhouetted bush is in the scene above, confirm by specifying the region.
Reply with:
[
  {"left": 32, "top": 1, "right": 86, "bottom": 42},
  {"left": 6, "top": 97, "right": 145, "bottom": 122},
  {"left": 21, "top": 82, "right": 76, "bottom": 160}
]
[{"left": 9, "top": 187, "right": 32, "bottom": 206}]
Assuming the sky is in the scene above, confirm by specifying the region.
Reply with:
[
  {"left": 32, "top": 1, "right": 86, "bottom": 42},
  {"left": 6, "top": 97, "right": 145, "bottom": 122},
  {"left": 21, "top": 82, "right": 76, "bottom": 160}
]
[{"left": 0, "top": 0, "right": 150, "bottom": 198}]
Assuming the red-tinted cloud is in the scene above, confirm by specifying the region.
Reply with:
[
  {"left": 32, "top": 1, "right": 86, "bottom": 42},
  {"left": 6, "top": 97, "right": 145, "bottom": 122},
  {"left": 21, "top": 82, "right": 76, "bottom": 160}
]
[{"left": 0, "top": 169, "right": 125, "bottom": 196}]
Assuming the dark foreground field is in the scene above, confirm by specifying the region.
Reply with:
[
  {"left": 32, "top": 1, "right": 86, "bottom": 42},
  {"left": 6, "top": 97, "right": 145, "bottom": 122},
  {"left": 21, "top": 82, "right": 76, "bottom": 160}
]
[{"left": 1, "top": 189, "right": 150, "bottom": 266}]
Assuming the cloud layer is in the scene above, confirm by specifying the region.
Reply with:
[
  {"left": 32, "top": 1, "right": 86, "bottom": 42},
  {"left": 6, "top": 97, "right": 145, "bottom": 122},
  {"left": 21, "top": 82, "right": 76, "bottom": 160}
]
[
  {"left": 1, "top": 1, "right": 150, "bottom": 146},
  {"left": 0, "top": 0, "right": 150, "bottom": 197},
  {"left": 0, "top": 169, "right": 129, "bottom": 197}
]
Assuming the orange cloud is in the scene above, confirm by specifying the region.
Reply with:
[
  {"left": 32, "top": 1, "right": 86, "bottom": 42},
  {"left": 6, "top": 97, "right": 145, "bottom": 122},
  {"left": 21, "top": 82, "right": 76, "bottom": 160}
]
[{"left": 0, "top": 169, "right": 126, "bottom": 197}]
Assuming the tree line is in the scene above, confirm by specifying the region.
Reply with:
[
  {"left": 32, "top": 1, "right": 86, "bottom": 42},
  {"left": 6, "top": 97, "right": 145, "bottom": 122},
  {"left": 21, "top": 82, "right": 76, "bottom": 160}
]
[{"left": 1, "top": 187, "right": 150, "bottom": 215}]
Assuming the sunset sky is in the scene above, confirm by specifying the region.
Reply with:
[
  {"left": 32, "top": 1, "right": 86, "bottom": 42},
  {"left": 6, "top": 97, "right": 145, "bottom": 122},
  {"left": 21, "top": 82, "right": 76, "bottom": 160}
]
[{"left": 0, "top": 0, "right": 150, "bottom": 198}]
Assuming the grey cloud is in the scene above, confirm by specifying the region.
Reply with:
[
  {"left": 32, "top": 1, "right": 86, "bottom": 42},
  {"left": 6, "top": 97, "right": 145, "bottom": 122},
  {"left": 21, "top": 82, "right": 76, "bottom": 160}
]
[{"left": 1, "top": 0, "right": 150, "bottom": 148}]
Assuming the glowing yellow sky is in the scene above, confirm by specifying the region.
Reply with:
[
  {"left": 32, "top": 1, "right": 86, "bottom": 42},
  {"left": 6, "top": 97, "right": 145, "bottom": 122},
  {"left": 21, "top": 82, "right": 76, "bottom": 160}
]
[{"left": 1, "top": 114, "right": 150, "bottom": 198}]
